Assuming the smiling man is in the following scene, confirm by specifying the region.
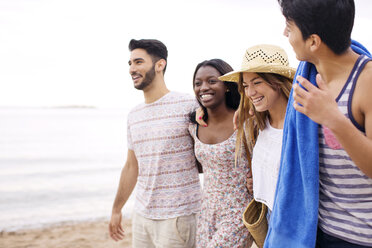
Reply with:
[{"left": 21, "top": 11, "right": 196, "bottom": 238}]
[{"left": 108, "top": 39, "right": 201, "bottom": 248}]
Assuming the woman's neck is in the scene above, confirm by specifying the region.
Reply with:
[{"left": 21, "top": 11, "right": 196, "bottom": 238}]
[
  {"left": 268, "top": 94, "right": 287, "bottom": 129},
  {"left": 206, "top": 104, "right": 235, "bottom": 124}
]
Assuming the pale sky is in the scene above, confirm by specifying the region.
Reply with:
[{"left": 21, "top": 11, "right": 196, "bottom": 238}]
[{"left": 1, "top": 0, "right": 372, "bottom": 108}]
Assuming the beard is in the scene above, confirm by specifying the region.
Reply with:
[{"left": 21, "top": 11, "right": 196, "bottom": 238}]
[{"left": 134, "top": 65, "right": 156, "bottom": 90}]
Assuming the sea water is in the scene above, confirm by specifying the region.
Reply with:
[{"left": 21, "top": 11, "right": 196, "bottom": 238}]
[{"left": 0, "top": 107, "right": 135, "bottom": 231}]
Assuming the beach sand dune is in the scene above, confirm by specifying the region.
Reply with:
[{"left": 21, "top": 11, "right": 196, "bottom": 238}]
[{"left": 0, "top": 219, "right": 132, "bottom": 248}]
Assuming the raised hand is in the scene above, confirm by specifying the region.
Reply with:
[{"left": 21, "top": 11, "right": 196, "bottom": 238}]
[{"left": 293, "top": 74, "right": 341, "bottom": 128}]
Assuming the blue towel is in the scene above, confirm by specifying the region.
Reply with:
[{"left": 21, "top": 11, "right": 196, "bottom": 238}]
[{"left": 264, "top": 40, "right": 371, "bottom": 248}]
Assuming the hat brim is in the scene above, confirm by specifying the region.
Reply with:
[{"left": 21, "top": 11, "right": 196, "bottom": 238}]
[{"left": 219, "top": 64, "right": 296, "bottom": 83}]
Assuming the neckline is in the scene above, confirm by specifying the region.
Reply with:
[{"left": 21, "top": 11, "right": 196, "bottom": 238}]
[
  {"left": 144, "top": 91, "right": 172, "bottom": 105},
  {"left": 335, "top": 54, "right": 364, "bottom": 102},
  {"left": 195, "top": 124, "right": 237, "bottom": 146},
  {"left": 265, "top": 118, "right": 283, "bottom": 132}
]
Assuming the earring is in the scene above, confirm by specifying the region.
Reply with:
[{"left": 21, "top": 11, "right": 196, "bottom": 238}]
[{"left": 226, "top": 89, "right": 230, "bottom": 92}]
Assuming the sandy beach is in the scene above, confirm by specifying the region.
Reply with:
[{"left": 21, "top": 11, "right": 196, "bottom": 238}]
[
  {"left": 0, "top": 219, "right": 132, "bottom": 248},
  {"left": 0, "top": 218, "right": 260, "bottom": 248}
]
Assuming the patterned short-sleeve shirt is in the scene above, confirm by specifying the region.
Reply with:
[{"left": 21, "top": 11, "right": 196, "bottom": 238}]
[{"left": 127, "top": 91, "right": 202, "bottom": 219}]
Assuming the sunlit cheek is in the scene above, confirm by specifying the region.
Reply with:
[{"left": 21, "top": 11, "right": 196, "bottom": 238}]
[
  {"left": 244, "top": 88, "right": 249, "bottom": 97},
  {"left": 289, "top": 37, "right": 296, "bottom": 49},
  {"left": 193, "top": 86, "right": 198, "bottom": 94}
]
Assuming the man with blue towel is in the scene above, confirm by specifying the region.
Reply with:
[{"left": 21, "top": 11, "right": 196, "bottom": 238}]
[{"left": 265, "top": 0, "right": 372, "bottom": 247}]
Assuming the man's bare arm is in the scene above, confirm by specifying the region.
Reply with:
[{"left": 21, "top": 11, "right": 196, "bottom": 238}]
[{"left": 109, "top": 149, "right": 139, "bottom": 241}]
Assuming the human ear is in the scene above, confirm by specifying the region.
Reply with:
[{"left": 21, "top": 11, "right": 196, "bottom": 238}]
[
  {"left": 156, "top": 59, "right": 166, "bottom": 73},
  {"left": 308, "top": 34, "right": 321, "bottom": 52}
]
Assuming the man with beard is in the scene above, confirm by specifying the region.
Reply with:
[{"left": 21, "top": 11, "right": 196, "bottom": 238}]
[{"left": 109, "top": 39, "right": 201, "bottom": 248}]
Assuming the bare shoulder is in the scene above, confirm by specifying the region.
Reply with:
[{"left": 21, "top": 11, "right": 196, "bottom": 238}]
[
  {"left": 357, "top": 59, "right": 372, "bottom": 85},
  {"left": 356, "top": 60, "right": 372, "bottom": 112},
  {"left": 358, "top": 61, "right": 372, "bottom": 137}
]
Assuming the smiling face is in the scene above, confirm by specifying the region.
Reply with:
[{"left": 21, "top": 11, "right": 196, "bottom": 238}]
[
  {"left": 193, "top": 66, "right": 227, "bottom": 109},
  {"left": 242, "top": 72, "right": 282, "bottom": 113},
  {"left": 128, "top": 48, "right": 156, "bottom": 90}
]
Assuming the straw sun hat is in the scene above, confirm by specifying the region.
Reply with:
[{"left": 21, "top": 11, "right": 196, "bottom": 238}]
[{"left": 219, "top": 44, "right": 296, "bottom": 82}]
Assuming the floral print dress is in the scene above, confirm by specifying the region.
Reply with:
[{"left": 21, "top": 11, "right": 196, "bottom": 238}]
[{"left": 189, "top": 124, "right": 253, "bottom": 248}]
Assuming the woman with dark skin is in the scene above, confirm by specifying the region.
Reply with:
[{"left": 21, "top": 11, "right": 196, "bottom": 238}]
[{"left": 189, "top": 59, "right": 252, "bottom": 247}]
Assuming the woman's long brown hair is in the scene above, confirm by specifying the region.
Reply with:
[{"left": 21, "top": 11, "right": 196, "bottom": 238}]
[{"left": 235, "top": 72, "right": 293, "bottom": 167}]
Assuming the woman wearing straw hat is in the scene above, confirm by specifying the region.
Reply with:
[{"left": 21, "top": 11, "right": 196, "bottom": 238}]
[
  {"left": 189, "top": 59, "right": 253, "bottom": 248},
  {"left": 216, "top": 44, "right": 295, "bottom": 247}
]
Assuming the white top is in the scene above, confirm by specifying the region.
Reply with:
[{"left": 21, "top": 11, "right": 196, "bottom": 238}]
[
  {"left": 251, "top": 118, "right": 283, "bottom": 210},
  {"left": 127, "top": 91, "right": 202, "bottom": 219}
]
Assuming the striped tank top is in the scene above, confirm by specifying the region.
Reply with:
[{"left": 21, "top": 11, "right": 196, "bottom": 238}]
[{"left": 318, "top": 54, "right": 372, "bottom": 246}]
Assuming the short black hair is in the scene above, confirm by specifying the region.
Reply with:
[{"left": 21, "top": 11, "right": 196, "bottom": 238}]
[
  {"left": 128, "top": 39, "right": 168, "bottom": 73},
  {"left": 190, "top": 59, "right": 240, "bottom": 124},
  {"left": 278, "top": 0, "right": 355, "bottom": 54}
]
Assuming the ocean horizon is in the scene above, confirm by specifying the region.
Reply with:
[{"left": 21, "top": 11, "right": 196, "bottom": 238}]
[{"left": 0, "top": 107, "right": 136, "bottom": 231}]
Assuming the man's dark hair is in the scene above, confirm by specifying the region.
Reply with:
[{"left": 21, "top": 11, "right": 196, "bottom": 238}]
[
  {"left": 128, "top": 39, "right": 168, "bottom": 73},
  {"left": 190, "top": 59, "right": 240, "bottom": 124},
  {"left": 278, "top": 0, "right": 355, "bottom": 54}
]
